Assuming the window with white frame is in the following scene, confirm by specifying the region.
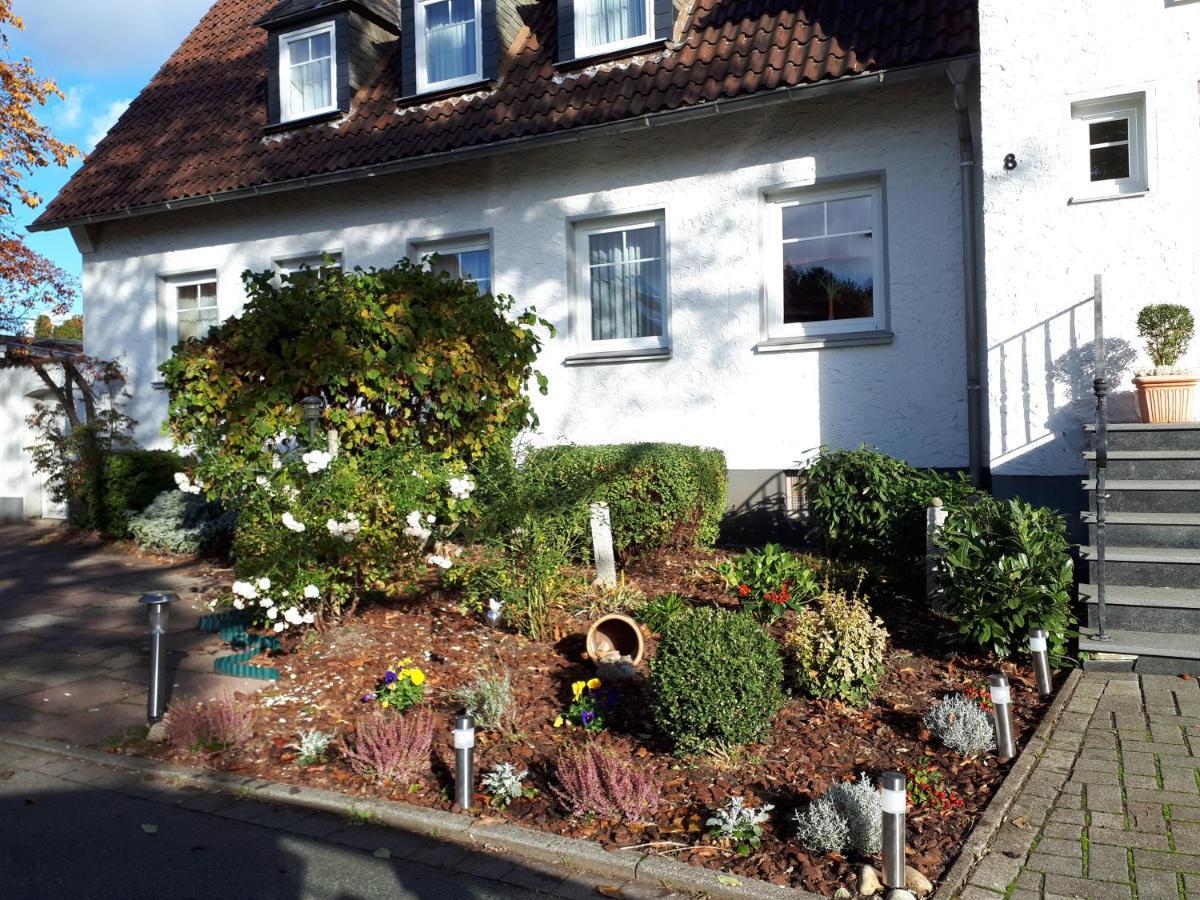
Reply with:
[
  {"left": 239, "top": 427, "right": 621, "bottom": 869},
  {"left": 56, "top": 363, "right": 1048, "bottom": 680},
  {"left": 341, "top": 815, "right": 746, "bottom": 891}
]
[
  {"left": 417, "top": 0, "right": 482, "bottom": 92},
  {"left": 276, "top": 252, "right": 343, "bottom": 279},
  {"left": 575, "top": 0, "right": 653, "bottom": 56},
  {"left": 279, "top": 23, "right": 337, "bottom": 121},
  {"left": 1071, "top": 94, "right": 1148, "bottom": 198},
  {"left": 173, "top": 277, "right": 219, "bottom": 345},
  {"left": 764, "top": 182, "right": 886, "bottom": 339},
  {"left": 419, "top": 238, "right": 493, "bottom": 295},
  {"left": 573, "top": 213, "right": 667, "bottom": 353}
]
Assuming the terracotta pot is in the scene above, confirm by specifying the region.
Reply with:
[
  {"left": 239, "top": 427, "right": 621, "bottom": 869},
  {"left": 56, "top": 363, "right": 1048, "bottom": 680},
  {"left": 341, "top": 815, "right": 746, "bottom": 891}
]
[
  {"left": 1133, "top": 373, "right": 1199, "bottom": 424},
  {"left": 585, "top": 613, "right": 644, "bottom": 667}
]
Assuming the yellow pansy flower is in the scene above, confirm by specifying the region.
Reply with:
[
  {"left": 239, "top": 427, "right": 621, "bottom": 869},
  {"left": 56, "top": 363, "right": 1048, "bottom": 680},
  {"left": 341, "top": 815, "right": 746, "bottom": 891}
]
[
  {"left": 553, "top": 715, "right": 565, "bottom": 727},
  {"left": 571, "top": 680, "right": 586, "bottom": 700},
  {"left": 587, "top": 678, "right": 602, "bottom": 691},
  {"left": 407, "top": 669, "right": 426, "bottom": 686}
]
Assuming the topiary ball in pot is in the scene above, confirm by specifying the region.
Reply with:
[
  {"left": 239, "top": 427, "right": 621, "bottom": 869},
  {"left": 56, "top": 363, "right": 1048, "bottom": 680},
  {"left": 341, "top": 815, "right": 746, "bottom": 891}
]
[{"left": 649, "top": 607, "right": 785, "bottom": 752}]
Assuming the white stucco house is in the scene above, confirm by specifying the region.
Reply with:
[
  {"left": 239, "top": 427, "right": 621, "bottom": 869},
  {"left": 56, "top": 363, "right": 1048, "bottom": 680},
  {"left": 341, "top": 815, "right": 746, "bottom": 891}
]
[{"left": 17, "top": 0, "right": 1200, "bottom": 533}]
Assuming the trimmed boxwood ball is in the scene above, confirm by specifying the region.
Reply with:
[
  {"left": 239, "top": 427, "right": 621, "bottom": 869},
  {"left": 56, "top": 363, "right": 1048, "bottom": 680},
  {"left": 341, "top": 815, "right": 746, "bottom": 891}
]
[
  {"left": 69, "top": 449, "right": 185, "bottom": 537},
  {"left": 649, "top": 607, "right": 785, "bottom": 751}
]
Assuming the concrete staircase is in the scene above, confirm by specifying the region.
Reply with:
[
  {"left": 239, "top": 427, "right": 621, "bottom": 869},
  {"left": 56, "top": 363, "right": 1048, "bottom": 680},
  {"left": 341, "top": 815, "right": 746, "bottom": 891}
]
[{"left": 1078, "top": 423, "right": 1200, "bottom": 672}]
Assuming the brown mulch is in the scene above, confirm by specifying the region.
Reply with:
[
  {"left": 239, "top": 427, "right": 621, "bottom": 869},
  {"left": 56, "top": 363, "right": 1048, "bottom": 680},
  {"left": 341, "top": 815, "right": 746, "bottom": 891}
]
[{"left": 122, "top": 549, "right": 1054, "bottom": 897}]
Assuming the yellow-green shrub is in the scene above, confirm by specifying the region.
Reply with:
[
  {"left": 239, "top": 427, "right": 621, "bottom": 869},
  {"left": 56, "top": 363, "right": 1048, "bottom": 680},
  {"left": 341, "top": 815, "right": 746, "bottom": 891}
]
[{"left": 783, "top": 590, "right": 888, "bottom": 707}]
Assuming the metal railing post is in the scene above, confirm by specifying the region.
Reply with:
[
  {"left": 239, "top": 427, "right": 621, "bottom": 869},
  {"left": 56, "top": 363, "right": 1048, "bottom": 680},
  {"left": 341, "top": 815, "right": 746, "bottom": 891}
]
[{"left": 1092, "top": 274, "right": 1111, "bottom": 643}]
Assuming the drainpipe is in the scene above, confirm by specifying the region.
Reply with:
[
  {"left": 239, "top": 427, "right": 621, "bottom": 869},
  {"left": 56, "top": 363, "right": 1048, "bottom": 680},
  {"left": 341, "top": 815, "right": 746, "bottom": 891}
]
[{"left": 947, "top": 60, "right": 987, "bottom": 489}]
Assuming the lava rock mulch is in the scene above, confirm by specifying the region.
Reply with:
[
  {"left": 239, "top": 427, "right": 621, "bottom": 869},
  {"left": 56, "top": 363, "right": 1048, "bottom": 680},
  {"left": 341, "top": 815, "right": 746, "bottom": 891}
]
[{"left": 122, "top": 552, "right": 1054, "bottom": 897}]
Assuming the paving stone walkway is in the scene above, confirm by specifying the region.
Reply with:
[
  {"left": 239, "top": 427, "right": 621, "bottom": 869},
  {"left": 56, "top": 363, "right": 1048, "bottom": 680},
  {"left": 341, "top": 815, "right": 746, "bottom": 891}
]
[
  {"left": 959, "top": 672, "right": 1200, "bottom": 900},
  {"left": 0, "top": 523, "right": 262, "bottom": 747}
]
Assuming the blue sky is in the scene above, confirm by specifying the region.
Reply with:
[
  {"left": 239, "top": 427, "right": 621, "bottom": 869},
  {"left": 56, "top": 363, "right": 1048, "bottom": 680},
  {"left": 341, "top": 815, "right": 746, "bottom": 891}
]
[{"left": 9, "top": 0, "right": 213, "bottom": 315}]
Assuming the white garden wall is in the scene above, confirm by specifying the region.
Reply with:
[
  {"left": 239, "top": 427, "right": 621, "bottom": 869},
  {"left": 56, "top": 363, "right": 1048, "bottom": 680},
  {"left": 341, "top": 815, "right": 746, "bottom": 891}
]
[
  {"left": 979, "top": 0, "right": 1200, "bottom": 479},
  {"left": 0, "top": 367, "right": 53, "bottom": 521},
  {"left": 81, "top": 78, "right": 970, "bottom": 486}
]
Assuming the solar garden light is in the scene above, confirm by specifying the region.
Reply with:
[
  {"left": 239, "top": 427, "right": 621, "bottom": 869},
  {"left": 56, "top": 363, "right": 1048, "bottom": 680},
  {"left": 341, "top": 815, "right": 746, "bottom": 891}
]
[
  {"left": 989, "top": 673, "right": 1016, "bottom": 760},
  {"left": 880, "top": 771, "right": 907, "bottom": 889},
  {"left": 299, "top": 395, "right": 324, "bottom": 444},
  {"left": 141, "top": 592, "right": 179, "bottom": 725},
  {"left": 453, "top": 714, "right": 476, "bottom": 809},
  {"left": 1029, "top": 628, "right": 1053, "bottom": 699}
]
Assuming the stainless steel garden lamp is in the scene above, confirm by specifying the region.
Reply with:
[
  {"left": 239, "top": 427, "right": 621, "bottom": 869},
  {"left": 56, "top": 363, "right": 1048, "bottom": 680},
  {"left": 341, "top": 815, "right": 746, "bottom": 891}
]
[
  {"left": 300, "top": 395, "right": 324, "bottom": 443},
  {"left": 141, "top": 592, "right": 179, "bottom": 725},
  {"left": 880, "top": 771, "right": 907, "bottom": 889}
]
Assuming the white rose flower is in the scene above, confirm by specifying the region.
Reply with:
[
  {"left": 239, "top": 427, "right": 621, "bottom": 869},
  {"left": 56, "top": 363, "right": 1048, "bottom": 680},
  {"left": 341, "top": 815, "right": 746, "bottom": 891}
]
[
  {"left": 260, "top": 597, "right": 274, "bottom": 608},
  {"left": 282, "top": 512, "right": 306, "bottom": 532},
  {"left": 257, "top": 577, "right": 271, "bottom": 591},
  {"left": 267, "top": 607, "right": 279, "bottom": 620},
  {"left": 302, "top": 450, "right": 333, "bottom": 474},
  {"left": 425, "top": 554, "right": 453, "bottom": 570},
  {"left": 273, "top": 622, "right": 286, "bottom": 633},
  {"left": 448, "top": 475, "right": 475, "bottom": 500},
  {"left": 302, "top": 612, "right": 315, "bottom": 624},
  {"left": 303, "top": 584, "right": 320, "bottom": 599},
  {"left": 255, "top": 475, "right": 268, "bottom": 487},
  {"left": 232, "top": 580, "right": 257, "bottom": 599},
  {"left": 426, "top": 514, "right": 436, "bottom": 524},
  {"left": 232, "top": 599, "right": 245, "bottom": 611},
  {"left": 271, "top": 455, "right": 282, "bottom": 470}
]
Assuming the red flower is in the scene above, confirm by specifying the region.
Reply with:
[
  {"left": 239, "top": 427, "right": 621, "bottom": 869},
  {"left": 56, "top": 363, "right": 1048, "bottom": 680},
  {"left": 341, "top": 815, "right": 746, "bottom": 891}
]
[{"left": 737, "top": 584, "right": 751, "bottom": 597}]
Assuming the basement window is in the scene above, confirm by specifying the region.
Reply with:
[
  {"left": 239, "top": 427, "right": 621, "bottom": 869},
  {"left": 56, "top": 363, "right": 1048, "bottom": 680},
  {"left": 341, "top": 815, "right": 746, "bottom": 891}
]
[
  {"left": 1070, "top": 93, "right": 1148, "bottom": 200},
  {"left": 279, "top": 22, "right": 337, "bottom": 122}
]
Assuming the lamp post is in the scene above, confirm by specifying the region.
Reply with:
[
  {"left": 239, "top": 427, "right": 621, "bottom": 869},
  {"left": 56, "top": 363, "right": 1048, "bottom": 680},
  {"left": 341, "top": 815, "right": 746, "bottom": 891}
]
[
  {"left": 1029, "top": 629, "right": 1053, "bottom": 698},
  {"left": 453, "top": 714, "right": 476, "bottom": 809},
  {"left": 880, "top": 771, "right": 907, "bottom": 889},
  {"left": 299, "top": 395, "right": 324, "bottom": 444},
  {"left": 141, "top": 592, "right": 179, "bottom": 725},
  {"left": 989, "top": 673, "right": 1016, "bottom": 761}
]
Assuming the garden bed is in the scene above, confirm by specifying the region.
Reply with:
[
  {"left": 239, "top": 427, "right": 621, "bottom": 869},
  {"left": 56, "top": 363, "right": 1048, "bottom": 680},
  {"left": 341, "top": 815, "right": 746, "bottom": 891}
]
[{"left": 123, "top": 549, "right": 1055, "bottom": 898}]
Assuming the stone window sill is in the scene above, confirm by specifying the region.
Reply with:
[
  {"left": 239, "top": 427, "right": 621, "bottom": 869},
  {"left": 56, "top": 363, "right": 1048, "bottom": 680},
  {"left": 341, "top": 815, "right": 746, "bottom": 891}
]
[
  {"left": 562, "top": 347, "right": 672, "bottom": 366},
  {"left": 754, "top": 331, "right": 894, "bottom": 353}
]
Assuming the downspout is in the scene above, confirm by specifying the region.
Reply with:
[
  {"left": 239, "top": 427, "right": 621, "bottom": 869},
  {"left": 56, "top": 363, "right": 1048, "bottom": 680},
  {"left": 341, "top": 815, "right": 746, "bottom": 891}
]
[{"left": 947, "top": 60, "right": 987, "bottom": 488}]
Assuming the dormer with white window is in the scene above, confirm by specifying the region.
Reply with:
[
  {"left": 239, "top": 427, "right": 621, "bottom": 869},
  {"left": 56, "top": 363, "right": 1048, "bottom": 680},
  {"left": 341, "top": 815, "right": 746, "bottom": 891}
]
[
  {"left": 258, "top": 0, "right": 400, "bottom": 129},
  {"left": 556, "top": 0, "right": 680, "bottom": 65}
]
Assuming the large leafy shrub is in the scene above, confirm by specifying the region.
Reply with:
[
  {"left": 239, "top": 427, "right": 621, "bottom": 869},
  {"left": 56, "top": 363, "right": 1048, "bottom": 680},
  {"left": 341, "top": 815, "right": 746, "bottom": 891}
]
[
  {"left": 934, "top": 496, "right": 1075, "bottom": 662},
  {"left": 128, "top": 490, "right": 235, "bottom": 557},
  {"left": 160, "top": 260, "right": 552, "bottom": 501},
  {"left": 69, "top": 449, "right": 184, "bottom": 537},
  {"left": 715, "top": 543, "right": 821, "bottom": 623},
  {"left": 226, "top": 442, "right": 476, "bottom": 627},
  {"left": 783, "top": 589, "right": 888, "bottom": 706},
  {"left": 649, "top": 608, "right": 784, "bottom": 751},
  {"left": 513, "top": 443, "right": 728, "bottom": 559},
  {"left": 802, "top": 446, "right": 975, "bottom": 570}
]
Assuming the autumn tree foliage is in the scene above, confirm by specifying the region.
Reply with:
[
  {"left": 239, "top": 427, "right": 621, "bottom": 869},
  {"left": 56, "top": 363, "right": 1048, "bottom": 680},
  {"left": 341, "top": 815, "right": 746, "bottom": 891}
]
[{"left": 0, "top": 0, "right": 80, "bottom": 335}]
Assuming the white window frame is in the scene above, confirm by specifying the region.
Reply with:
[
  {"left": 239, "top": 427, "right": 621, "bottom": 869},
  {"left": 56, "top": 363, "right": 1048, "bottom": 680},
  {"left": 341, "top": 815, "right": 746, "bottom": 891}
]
[
  {"left": 278, "top": 21, "right": 338, "bottom": 123},
  {"left": 415, "top": 0, "right": 484, "bottom": 94},
  {"left": 571, "top": 210, "right": 669, "bottom": 355},
  {"left": 762, "top": 180, "right": 888, "bottom": 340},
  {"left": 412, "top": 234, "right": 494, "bottom": 294},
  {"left": 574, "top": 0, "right": 655, "bottom": 58},
  {"left": 1070, "top": 93, "right": 1148, "bottom": 201},
  {"left": 167, "top": 272, "right": 219, "bottom": 349},
  {"left": 274, "top": 250, "right": 344, "bottom": 279}
]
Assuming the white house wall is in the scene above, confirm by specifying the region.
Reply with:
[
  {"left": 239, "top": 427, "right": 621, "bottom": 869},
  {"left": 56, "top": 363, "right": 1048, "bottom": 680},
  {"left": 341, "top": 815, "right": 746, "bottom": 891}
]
[
  {"left": 978, "top": 0, "right": 1200, "bottom": 479},
  {"left": 0, "top": 367, "right": 47, "bottom": 521},
  {"left": 81, "top": 78, "right": 970, "bottom": 502}
]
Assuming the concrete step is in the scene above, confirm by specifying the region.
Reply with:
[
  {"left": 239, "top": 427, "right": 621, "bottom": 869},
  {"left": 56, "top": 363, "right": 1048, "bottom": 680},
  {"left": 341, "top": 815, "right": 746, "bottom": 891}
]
[
  {"left": 1084, "top": 512, "right": 1200, "bottom": 549},
  {"left": 1078, "top": 545, "right": 1200, "bottom": 589},
  {"left": 1081, "top": 584, "right": 1200, "bottom": 632},
  {"left": 1083, "top": 480, "right": 1200, "bottom": 514},
  {"left": 1079, "top": 627, "right": 1200, "bottom": 660},
  {"left": 1085, "top": 422, "right": 1200, "bottom": 452},
  {"left": 1084, "top": 450, "right": 1200, "bottom": 480}
]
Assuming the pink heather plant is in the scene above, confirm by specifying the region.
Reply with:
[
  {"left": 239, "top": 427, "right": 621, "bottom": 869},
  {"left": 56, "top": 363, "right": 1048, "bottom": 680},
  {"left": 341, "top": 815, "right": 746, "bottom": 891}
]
[
  {"left": 553, "top": 742, "right": 660, "bottom": 824},
  {"left": 163, "top": 694, "right": 256, "bottom": 755},
  {"left": 342, "top": 708, "right": 433, "bottom": 783}
]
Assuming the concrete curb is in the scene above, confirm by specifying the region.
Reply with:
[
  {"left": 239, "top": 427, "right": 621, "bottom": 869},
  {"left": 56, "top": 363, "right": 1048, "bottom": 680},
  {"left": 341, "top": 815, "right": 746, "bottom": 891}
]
[
  {"left": 930, "top": 667, "right": 1083, "bottom": 900},
  {"left": 0, "top": 731, "right": 817, "bottom": 900}
]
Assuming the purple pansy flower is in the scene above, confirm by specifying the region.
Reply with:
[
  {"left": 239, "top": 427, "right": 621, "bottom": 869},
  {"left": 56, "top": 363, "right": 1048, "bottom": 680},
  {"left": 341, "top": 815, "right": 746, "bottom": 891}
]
[
  {"left": 362, "top": 692, "right": 376, "bottom": 702},
  {"left": 580, "top": 710, "right": 595, "bottom": 726},
  {"left": 384, "top": 671, "right": 398, "bottom": 685}
]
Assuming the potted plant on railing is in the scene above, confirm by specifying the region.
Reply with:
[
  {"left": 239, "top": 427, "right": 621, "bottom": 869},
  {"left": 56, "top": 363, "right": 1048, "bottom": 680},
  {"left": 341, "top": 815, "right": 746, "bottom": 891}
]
[{"left": 1133, "top": 303, "right": 1197, "bottom": 423}]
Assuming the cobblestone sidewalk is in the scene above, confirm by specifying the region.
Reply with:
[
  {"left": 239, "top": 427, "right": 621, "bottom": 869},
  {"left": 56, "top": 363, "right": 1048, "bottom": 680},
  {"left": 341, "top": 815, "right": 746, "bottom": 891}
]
[{"left": 959, "top": 673, "right": 1200, "bottom": 900}]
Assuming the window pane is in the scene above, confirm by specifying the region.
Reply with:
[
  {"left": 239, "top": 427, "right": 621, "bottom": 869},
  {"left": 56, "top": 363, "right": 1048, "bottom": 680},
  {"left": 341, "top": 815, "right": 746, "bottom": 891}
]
[
  {"left": 584, "top": 0, "right": 646, "bottom": 49},
  {"left": 430, "top": 253, "right": 462, "bottom": 279},
  {"left": 1090, "top": 144, "right": 1130, "bottom": 181},
  {"left": 424, "top": 0, "right": 476, "bottom": 84},
  {"left": 826, "top": 195, "right": 872, "bottom": 234},
  {"left": 1089, "top": 118, "right": 1128, "bottom": 145},
  {"left": 289, "top": 56, "right": 332, "bottom": 115},
  {"left": 176, "top": 284, "right": 198, "bottom": 311},
  {"left": 176, "top": 282, "right": 218, "bottom": 343},
  {"left": 782, "top": 234, "right": 874, "bottom": 324},
  {"left": 782, "top": 202, "right": 825, "bottom": 241},
  {"left": 458, "top": 249, "right": 491, "bottom": 286},
  {"left": 588, "top": 225, "right": 663, "bottom": 342}
]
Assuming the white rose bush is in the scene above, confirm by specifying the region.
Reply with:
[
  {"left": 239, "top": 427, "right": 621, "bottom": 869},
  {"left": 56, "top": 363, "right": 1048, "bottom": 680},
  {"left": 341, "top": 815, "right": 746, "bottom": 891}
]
[{"left": 202, "top": 442, "right": 477, "bottom": 629}]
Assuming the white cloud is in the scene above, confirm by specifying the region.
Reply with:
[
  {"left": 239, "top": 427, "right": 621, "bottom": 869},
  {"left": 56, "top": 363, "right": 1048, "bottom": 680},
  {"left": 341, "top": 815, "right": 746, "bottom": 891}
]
[
  {"left": 85, "top": 99, "right": 132, "bottom": 149},
  {"left": 12, "top": 0, "right": 213, "bottom": 76},
  {"left": 53, "top": 85, "right": 93, "bottom": 129}
]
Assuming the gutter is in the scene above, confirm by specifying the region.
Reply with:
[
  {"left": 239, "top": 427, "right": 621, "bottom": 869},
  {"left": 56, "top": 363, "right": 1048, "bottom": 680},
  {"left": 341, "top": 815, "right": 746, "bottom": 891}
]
[
  {"left": 946, "top": 59, "right": 988, "bottom": 488},
  {"left": 30, "top": 54, "right": 979, "bottom": 234}
]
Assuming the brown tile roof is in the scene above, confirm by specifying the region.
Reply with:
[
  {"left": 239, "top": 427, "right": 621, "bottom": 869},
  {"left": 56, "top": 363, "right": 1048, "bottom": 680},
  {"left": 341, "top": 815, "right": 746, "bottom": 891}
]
[{"left": 34, "top": 0, "right": 977, "bottom": 229}]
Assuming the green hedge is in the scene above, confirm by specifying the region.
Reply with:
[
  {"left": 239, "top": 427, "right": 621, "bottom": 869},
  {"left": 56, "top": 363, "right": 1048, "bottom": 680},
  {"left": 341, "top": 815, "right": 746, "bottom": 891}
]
[
  {"left": 516, "top": 443, "right": 727, "bottom": 559},
  {"left": 70, "top": 450, "right": 185, "bottom": 537}
]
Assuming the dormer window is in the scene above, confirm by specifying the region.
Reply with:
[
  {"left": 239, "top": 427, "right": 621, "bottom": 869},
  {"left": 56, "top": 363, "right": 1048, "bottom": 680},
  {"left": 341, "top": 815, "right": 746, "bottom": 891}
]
[
  {"left": 576, "top": 0, "right": 652, "bottom": 56},
  {"left": 416, "top": 0, "right": 482, "bottom": 92},
  {"left": 279, "top": 23, "right": 337, "bottom": 121}
]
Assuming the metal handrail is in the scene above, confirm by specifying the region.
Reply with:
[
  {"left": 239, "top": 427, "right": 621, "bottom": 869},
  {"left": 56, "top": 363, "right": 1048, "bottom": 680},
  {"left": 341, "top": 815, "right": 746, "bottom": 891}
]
[{"left": 1092, "top": 273, "right": 1111, "bottom": 642}]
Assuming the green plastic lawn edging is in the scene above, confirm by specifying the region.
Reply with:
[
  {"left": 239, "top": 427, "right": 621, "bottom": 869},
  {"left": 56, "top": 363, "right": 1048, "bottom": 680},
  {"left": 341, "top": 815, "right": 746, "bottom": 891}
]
[{"left": 197, "top": 610, "right": 280, "bottom": 681}]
